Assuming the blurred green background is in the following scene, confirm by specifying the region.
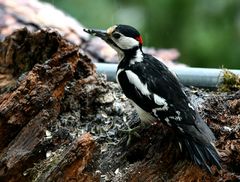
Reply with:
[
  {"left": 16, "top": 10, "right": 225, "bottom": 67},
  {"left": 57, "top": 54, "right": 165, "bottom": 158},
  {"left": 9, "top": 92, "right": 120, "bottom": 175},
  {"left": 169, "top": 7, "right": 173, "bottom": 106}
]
[{"left": 42, "top": 0, "right": 240, "bottom": 69}]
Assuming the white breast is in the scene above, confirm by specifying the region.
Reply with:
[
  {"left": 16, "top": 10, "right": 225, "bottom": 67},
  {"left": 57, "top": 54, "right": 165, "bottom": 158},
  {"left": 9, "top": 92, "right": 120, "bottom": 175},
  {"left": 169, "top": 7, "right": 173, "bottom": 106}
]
[{"left": 130, "top": 100, "right": 156, "bottom": 124}]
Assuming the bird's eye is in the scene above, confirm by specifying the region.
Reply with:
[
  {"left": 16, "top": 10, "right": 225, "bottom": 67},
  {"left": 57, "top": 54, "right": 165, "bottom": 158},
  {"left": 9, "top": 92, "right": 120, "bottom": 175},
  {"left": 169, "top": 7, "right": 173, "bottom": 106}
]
[{"left": 112, "top": 33, "right": 121, "bottom": 39}]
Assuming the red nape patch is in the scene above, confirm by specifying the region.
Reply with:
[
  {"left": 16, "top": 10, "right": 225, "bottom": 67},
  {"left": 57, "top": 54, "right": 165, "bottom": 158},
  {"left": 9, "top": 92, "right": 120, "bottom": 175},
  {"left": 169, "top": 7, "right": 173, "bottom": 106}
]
[{"left": 136, "top": 36, "right": 143, "bottom": 45}]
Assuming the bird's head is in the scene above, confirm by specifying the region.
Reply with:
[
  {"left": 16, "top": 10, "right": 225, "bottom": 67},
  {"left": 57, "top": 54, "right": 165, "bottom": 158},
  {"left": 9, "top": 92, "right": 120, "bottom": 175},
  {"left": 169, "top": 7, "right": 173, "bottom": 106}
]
[{"left": 84, "top": 25, "right": 143, "bottom": 56}]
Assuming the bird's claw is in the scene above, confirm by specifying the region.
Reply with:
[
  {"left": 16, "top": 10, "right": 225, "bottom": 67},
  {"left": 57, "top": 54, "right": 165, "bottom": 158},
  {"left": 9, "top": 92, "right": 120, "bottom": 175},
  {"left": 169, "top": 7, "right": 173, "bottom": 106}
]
[{"left": 119, "top": 124, "right": 142, "bottom": 146}]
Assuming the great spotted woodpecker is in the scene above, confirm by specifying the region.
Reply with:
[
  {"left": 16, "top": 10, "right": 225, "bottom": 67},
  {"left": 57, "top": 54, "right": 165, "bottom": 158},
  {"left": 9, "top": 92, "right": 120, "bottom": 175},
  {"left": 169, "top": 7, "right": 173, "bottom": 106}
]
[{"left": 84, "top": 25, "right": 221, "bottom": 173}]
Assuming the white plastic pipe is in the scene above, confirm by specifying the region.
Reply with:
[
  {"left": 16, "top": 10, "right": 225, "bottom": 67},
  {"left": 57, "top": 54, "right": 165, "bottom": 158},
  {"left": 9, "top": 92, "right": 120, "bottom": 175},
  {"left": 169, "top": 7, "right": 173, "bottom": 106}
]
[{"left": 95, "top": 63, "right": 240, "bottom": 88}]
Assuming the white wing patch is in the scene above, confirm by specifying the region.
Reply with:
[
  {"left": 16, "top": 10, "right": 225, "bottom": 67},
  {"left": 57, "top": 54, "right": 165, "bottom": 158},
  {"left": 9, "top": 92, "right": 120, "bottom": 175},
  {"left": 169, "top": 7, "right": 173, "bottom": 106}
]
[
  {"left": 125, "top": 70, "right": 150, "bottom": 95},
  {"left": 177, "top": 126, "right": 184, "bottom": 133},
  {"left": 168, "top": 110, "right": 182, "bottom": 121},
  {"left": 153, "top": 94, "right": 168, "bottom": 110},
  {"left": 164, "top": 117, "right": 172, "bottom": 126},
  {"left": 178, "top": 142, "right": 182, "bottom": 151},
  {"left": 188, "top": 103, "right": 195, "bottom": 110},
  {"left": 169, "top": 115, "right": 182, "bottom": 121}
]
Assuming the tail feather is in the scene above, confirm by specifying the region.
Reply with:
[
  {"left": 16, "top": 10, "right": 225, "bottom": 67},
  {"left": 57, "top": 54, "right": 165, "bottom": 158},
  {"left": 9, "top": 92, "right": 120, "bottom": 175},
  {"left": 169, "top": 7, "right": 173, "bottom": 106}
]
[
  {"left": 182, "top": 137, "right": 222, "bottom": 173},
  {"left": 205, "top": 146, "right": 221, "bottom": 169}
]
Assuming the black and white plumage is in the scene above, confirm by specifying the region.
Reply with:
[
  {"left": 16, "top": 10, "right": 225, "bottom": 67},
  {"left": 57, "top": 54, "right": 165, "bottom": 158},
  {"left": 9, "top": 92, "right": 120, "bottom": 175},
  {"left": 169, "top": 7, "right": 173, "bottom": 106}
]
[{"left": 84, "top": 25, "right": 221, "bottom": 173}]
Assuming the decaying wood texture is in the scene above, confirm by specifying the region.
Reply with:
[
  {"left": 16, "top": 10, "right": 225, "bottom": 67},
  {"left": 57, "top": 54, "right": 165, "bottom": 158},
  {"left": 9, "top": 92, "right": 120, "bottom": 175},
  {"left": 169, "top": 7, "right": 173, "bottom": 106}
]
[
  {"left": 0, "top": 29, "right": 97, "bottom": 182},
  {"left": 34, "top": 133, "right": 98, "bottom": 182},
  {"left": 0, "top": 0, "right": 240, "bottom": 181}
]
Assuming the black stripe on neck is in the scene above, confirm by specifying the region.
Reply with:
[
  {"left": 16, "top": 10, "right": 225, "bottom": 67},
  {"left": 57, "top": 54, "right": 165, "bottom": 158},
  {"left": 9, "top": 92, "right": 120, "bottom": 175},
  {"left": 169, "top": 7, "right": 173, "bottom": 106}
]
[
  {"left": 118, "top": 46, "right": 141, "bottom": 69},
  {"left": 123, "top": 46, "right": 140, "bottom": 60}
]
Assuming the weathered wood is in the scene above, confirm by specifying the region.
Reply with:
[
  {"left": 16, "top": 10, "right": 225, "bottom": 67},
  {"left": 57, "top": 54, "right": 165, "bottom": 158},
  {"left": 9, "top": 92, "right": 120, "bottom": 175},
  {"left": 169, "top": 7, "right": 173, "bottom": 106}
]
[
  {"left": 35, "top": 133, "right": 98, "bottom": 182},
  {"left": 0, "top": 28, "right": 96, "bottom": 182}
]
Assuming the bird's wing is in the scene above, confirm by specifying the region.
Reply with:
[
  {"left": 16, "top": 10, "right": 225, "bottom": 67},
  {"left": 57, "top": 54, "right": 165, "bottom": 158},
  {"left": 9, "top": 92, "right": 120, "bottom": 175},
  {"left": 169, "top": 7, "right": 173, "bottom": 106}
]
[
  {"left": 117, "top": 54, "right": 214, "bottom": 141},
  {"left": 118, "top": 54, "right": 194, "bottom": 123},
  {"left": 117, "top": 54, "right": 221, "bottom": 172}
]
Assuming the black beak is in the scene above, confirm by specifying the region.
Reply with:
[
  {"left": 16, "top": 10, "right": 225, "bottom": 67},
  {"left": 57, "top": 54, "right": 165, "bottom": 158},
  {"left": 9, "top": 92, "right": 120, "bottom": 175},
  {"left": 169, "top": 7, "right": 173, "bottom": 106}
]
[{"left": 83, "top": 28, "right": 108, "bottom": 41}]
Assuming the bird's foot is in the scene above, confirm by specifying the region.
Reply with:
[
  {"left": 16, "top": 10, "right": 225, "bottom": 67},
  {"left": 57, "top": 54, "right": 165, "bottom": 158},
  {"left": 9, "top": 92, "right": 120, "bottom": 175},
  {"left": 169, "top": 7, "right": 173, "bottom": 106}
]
[{"left": 119, "top": 121, "right": 143, "bottom": 146}]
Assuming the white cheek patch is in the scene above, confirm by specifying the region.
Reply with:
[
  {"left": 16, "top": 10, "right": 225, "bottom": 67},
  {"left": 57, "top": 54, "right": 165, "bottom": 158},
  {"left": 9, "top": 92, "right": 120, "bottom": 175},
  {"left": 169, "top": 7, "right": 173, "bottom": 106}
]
[
  {"left": 113, "top": 36, "right": 139, "bottom": 50},
  {"left": 125, "top": 70, "right": 150, "bottom": 95}
]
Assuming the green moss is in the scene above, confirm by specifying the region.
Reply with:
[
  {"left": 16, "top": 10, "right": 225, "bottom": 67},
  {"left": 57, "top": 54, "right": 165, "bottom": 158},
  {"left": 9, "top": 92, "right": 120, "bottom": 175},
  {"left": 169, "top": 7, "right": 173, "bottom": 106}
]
[{"left": 218, "top": 70, "right": 240, "bottom": 92}]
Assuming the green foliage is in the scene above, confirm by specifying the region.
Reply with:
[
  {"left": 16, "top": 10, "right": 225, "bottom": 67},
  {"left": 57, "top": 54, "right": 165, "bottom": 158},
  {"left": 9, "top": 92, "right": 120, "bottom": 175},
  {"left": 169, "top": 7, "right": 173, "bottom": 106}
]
[{"left": 42, "top": 0, "right": 240, "bottom": 69}]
